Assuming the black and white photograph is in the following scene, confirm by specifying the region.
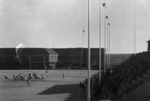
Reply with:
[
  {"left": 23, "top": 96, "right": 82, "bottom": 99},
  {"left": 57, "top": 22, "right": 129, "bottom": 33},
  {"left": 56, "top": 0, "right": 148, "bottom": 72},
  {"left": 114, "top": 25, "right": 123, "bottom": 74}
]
[{"left": 0, "top": 0, "right": 150, "bottom": 101}]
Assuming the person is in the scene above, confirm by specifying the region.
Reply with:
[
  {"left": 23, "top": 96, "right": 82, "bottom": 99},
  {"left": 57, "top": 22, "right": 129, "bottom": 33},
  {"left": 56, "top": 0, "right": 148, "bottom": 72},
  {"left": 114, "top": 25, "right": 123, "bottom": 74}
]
[
  {"left": 28, "top": 73, "right": 33, "bottom": 80},
  {"left": 24, "top": 75, "right": 28, "bottom": 81},
  {"left": 26, "top": 79, "right": 30, "bottom": 87},
  {"left": 19, "top": 73, "right": 24, "bottom": 81},
  {"left": 62, "top": 73, "right": 66, "bottom": 81},
  {"left": 41, "top": 74, "right": 46, "bottom": 82},
  {"left": 80, "top": 81, "right": 86, "bottom": 94},
  {"left": 32, "top": 72, "right": 39, "bottom": 80},
  {"left": 13, "top": 75, "right": 16, "bottom": 81},
  {"left": 4, "top": 74, "right": 9, "bottom": 80},
  {"left": 46, "top": 70, "right": 48, "bottom": 77},
  {"left": 23, "top": 75, "right": 30, "bottom": 87},
  {"left": 85, "top": 78, "right": 88, "bottom": 85}
]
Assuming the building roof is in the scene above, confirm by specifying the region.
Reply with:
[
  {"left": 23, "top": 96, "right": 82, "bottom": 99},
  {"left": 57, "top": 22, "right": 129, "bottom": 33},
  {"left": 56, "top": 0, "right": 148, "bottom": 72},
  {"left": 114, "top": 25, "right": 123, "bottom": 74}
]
[
  {"left": 0, "top": 48, "right": 16, "bottom": 55},
  {"left": 0, "top": 48, "right": 58, "bottom": 56},
  {"left": 20, "top": 48, "right": 49, "bottom": 55},
  {"left": 46, "top": 48, "right": 58, "bottom": 55}
]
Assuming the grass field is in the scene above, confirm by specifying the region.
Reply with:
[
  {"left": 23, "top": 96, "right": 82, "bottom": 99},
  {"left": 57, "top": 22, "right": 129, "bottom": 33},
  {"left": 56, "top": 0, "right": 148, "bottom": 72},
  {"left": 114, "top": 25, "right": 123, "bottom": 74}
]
[{"left": 0, "top": 70, "right": 99, "bottom": 101}]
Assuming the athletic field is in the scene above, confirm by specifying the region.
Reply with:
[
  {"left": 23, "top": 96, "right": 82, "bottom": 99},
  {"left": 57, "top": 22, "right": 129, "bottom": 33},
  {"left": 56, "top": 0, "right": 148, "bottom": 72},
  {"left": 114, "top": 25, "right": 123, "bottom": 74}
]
[{"left": 0, "top": 70, "right": 98, "bottom": 101}]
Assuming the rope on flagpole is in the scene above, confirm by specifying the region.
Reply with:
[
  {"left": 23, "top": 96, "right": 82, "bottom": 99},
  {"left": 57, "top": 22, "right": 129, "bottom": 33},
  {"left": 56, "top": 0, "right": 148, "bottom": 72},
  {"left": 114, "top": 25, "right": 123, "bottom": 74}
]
[
  {"left": 108, "top": 22, "right": 110, "bottom": 68},
  {"left": 78, "top": 0, "right": 87, "bottom": 101},
  {"left": 104, "top": 0, "right": 111, "bottom": 71},
  {"left": 134, "top": 0, "right": 136, "bottom": 54}
]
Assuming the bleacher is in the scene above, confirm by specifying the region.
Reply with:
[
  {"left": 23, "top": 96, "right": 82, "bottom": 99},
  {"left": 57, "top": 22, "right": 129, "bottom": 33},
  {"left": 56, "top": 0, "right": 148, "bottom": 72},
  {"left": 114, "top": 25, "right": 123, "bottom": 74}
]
[{"left": 91, "top": 51, "right": 150, "bottom": 100}]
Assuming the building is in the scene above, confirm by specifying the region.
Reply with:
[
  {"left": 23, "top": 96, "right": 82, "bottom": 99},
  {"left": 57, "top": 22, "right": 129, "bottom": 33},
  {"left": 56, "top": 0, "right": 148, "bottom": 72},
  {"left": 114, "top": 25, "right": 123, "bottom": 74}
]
[
  {"left": 46, "top": 48, "right": 58, "bottom": 69},
  {"left": 0, "top": 48, "right": 17, "bottom": 69},
  {"left": 0, "top": 48, "right": 58, "bottom": 69},
  {"left": 0, "top": 48, "right": 104, "bottom": 70},
  {"left": 20, "top": 48, "right": 58, "bottom": 69},
  {"left": 147, "top": 40, "right": 150, "bottom": 51},
  {"left": 54, "top": 48, "right": 105, "bottom": 70}
]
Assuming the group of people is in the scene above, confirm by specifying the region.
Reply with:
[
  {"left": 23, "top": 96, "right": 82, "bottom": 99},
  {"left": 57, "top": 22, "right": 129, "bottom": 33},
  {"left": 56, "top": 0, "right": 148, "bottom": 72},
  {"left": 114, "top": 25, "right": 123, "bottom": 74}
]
[
  {"left": 13, "top": 72, "right": 46, "bottom": 81},
  {"left": 4, "top": 70, "right": 69, "bottom": 87},
  {"left": 4, "top": 72, "right": 46, "bottom": 87},
  {"left": 80, "top": 79, "right": 88, "bottom": 94},
  {"left": 91, "top": 51, "right": 150, "bottom": 100}
]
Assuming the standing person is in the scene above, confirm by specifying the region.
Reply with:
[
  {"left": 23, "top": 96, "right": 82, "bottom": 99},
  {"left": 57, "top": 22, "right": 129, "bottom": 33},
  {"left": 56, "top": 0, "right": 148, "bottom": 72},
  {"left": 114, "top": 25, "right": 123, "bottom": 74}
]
[
  {"left": 85, "top": 78, "right": 88, "bottom": 85},
  {"left": 46, "top": 70, "right": 48, "bottom": 77},
  {"left": 80, "top": 81, "right": 86, "bottom": 94},
  {"left": 62, "top": 73, "right": 66, "bottom": 81},
  {"left": 24, "top": 75, "right": 30, "bottom": 87},
  {"left": 45, "top": 65, "right": 48, "bottom": 77},
  {"left": 26, "top": 79, "right": 30, "bottom": 87},
  {"left": 82, "top": 82, "right": 86, "bottom": 94}
]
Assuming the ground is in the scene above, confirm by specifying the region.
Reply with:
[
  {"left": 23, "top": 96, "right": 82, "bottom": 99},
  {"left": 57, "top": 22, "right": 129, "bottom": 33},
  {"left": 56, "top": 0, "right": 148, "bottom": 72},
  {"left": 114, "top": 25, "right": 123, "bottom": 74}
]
[
  {"left": 0, "top": 70, "right": 98, "bottom": 101},
  {"left": 118, "top": 81, "right": 150, "bottom": 101}
]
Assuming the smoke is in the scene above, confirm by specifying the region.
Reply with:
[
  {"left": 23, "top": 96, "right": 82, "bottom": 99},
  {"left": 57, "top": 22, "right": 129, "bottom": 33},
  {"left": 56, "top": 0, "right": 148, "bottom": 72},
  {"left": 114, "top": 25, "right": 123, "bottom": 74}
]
[{"left": 16, "top": 43, "right": 25, "bottom": 63}]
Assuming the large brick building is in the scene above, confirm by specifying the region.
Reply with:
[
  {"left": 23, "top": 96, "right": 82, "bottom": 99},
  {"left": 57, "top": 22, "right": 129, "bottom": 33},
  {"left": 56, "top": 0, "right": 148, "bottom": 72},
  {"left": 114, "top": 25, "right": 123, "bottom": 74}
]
[
  {"left": 54, "top": 48, "right": 105, "bottom": 70},
  {"left": 0, "top": 48, "right": 58, "bottom": 69},
  {"left": 20, "top": 48, "right": 58, "bottom": 69},
  {"left": 0, "top": 48, "right": 104, "bottom": 70},
  {"left": 0, "top": 48, "right": 17, "bottom": 69}
]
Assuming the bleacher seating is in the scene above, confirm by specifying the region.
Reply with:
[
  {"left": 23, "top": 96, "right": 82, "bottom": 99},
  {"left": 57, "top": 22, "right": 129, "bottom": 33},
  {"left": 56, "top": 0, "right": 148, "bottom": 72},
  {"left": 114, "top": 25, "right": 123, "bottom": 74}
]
[{"left": 91, "top": 51, "right": 150, "bottom": 100}]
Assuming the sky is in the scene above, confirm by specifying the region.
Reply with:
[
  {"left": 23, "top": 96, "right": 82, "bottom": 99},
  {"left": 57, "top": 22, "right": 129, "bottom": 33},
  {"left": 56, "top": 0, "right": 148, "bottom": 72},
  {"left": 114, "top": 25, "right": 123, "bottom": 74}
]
[{"left": 0, "top": 0, "right": 150, "bottom": 53}]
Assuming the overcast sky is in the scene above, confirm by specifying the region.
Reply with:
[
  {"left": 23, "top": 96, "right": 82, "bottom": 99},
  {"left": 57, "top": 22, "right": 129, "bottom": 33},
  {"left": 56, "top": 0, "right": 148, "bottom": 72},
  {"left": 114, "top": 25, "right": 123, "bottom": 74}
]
[{"left": 0, "top": 0, "right": 150, "bottom": 53}]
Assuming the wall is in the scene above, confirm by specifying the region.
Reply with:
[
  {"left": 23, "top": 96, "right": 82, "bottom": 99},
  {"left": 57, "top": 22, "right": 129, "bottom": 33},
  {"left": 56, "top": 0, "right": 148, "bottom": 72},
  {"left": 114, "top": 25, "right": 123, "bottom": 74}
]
[{"left": 54, "top": 48, "right": 105, "bottom": 69}]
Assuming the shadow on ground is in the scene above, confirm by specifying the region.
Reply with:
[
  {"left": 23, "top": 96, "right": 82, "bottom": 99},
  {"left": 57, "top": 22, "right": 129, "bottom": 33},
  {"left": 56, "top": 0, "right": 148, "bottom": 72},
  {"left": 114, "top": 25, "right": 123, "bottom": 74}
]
[{"left": 38, "top": 83, "right": 87, "bottom": 101}]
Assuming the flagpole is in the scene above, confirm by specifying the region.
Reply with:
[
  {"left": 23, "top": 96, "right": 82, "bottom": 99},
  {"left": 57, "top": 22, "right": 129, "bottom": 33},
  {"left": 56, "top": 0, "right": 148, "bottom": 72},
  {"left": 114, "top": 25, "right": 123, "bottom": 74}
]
[
  {"left": 87, "top": 0, "right": 91, "bottom": 101},
  {"left": 134, "top": 0, "right": 136, "bottom": 54},
  {"left": 99, "top": 0, "right": 102, "bottom": 86}
]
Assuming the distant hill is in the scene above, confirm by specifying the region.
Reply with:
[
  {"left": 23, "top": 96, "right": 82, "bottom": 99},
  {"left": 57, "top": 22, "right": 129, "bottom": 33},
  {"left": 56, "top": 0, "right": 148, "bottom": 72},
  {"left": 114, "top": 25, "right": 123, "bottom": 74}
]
[{"left": 107, "top": 54, "right": 132, "bottom": 66}]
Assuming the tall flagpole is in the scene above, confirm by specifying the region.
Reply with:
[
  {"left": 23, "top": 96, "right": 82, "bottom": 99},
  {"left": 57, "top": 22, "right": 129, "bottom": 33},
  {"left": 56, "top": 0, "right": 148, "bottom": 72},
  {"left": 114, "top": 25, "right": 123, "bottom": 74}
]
[
  {"left": 87, "top": 0, "right": 91, "bottom": 101},
  {"left": 99, "top": 0, "right": 102, "bottom": 86},
  {"left": 102, "top": 2, "right": 106, "bottom": 74}
]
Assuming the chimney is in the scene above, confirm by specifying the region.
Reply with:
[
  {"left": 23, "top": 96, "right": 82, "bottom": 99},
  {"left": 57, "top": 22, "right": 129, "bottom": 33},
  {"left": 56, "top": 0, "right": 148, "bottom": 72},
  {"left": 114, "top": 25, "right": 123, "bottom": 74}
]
[{"left": 147, "top": 40, "right": 150, "bottom": 51}]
